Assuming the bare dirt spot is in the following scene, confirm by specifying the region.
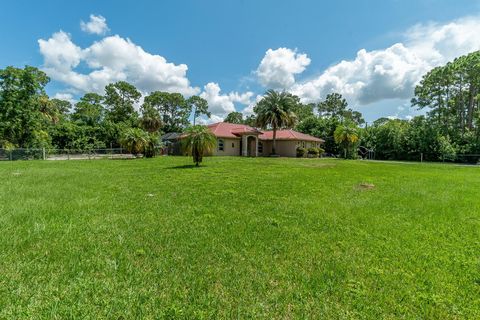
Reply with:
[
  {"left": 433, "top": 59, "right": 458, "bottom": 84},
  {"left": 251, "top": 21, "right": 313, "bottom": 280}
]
[{"left": 358, "top": 183, "right": 375, "bottom": 190}]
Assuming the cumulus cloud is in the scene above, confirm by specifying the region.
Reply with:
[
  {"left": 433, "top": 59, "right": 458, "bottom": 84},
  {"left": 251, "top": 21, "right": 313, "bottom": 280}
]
[
  {"left": 291, "top": 16, "right": 480, "bottom": 106},
  {"left": 80, "top": 14, "right": 109, "bottom": 35},
  {"left": 38, "top": 31, "right": 199, "bottom": 96},
  {"left": 256, "top": 48, "right": 310, "bottom": 89},
  {"left": 52, "top": 92, "right": 76, "bottom": 104},
  {"left": 242, "top": 94, "right": 263, "bottom": 117},
  {"left": 200, "top": 82, "right": 253, "bottom": 118}
]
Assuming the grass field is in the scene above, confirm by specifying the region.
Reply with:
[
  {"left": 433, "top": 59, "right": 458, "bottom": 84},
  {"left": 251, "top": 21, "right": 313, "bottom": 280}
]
[{"left": 0, "top": 157, "right": 479, "bottom": 319}]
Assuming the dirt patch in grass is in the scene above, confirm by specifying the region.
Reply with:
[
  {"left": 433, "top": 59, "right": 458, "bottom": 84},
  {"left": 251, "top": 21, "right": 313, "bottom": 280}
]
[{"left": 357, "top": 183, "right": 375, "bottom": 190}]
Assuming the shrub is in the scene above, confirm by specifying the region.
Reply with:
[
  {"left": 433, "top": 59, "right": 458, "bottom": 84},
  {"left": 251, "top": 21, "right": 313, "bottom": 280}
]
[
  {"left": 296, "top": 146, "right": 306, "bottom": 158},
  {"left": 307, "top": 147, "right": 320, "bottom": 157},
  {"left": 120, "top": 128, "right": 149, "bottom": 156}
]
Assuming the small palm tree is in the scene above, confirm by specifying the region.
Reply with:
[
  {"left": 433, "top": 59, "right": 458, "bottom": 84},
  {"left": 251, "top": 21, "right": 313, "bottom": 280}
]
[
  {"left": 254, "top": 90, "right": 297, "bottom": 155},
  {"left": 183, "top": 125, "right": 217, "bottom": 166},
  {"left": 334, "top": 123, "right": 359, "bottom": 158},
  {"left": 120, "top": 128, "right": 148, "bottom": 156}
]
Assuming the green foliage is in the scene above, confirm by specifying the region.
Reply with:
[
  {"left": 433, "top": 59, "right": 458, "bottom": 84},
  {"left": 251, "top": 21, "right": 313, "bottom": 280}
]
[
  {"left": 182, "top": 125, "right": 217, "bottom": 166},
  {"left": 120, "top": 127, "right": 149, "bottom": 156},
  {"left": 296, "top": 146, "right": 306, "bottom": 158},
  {"left": 144, "top": 91, "right": 190, "bottom": 133},
  {"left": 187, "top": 95, "right": 210, "bottom": 125},
  {"left": 224, "top": 111, "right": 244, "bottom": 124},
  {"left": 436, "top": 135, "right": 457, "bottom": 161},
  {"left": 72, "top": 93, "right": 105, "bottom": 126},
  {"left": 297, "top": 116, "right": 340, "bottom": 154},
  {"left": 139, "top": 102, "right": 163, "bottom": 133},
  {"left": 255, "top": 90, "right": 298, "bottom": 155},
  {"left": 412, "top": 50, "right": 480, "bottom": 136},
  {"left": 318, "top": 92, "right": 365, "bottom": 125},
  {"left": 104, "top": 81, "right": 141, "bottom": 125},
  {"left": 0, "top": 66, "right": 50, "bottom": 147},
  {"left": 334, "top": 123, "right": 360, "bottom": 159},
  {"left": 307, "top": 147, "right": 320, "bottom": 157}
]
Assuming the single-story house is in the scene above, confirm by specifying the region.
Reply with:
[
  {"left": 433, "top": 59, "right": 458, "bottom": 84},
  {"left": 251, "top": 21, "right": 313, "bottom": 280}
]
[
  {"left": 207, "top": 122, "right": 324, "bottom": 157},
  {"left": 161, "top": 132, "right": 182, "bottom": 155}
]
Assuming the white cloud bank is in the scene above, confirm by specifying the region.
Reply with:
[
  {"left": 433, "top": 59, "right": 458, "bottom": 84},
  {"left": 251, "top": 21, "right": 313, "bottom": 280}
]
[
  {"left": 256, "top": 48, "right": 311, "bottom": 89},
  {"left": 40, "top": 14, "right": 480, "bottom": 122},
  {"left": 288, "top": 16, "right": 480, "bottom": 105},
  {"left": 38, "top": 31, "right": 199, "bottom": 97},
  {"left": 80, "top": 14, "right": 109, "bottom": 35},
  {"left": 200, "top": 82, "right": 253, "bottom": 118}
]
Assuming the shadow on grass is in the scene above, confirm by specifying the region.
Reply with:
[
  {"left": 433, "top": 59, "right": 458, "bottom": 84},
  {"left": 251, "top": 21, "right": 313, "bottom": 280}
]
[{"left": 167, "top": 164, "right": 201, "bottom": 169}]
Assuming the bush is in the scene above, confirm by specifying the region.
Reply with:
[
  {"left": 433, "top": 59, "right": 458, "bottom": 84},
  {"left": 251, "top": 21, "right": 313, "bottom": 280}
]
[
  {"left": 120, "top": 128, "right": 149, "bottom": 156},
  {"left": 318, "top": 147, "right": 325, "bottom": 156},
  {"left": 307, "top": 147, "right": 320, "bottom": 157},
  {"left": 296, "top": 146, "right": 306, "bottom": 158}
]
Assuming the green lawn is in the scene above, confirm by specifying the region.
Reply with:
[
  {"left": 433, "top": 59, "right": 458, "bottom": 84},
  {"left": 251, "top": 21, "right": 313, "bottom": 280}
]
[{"left": 0, "top": 157, "right": 479, "bottom": 319}]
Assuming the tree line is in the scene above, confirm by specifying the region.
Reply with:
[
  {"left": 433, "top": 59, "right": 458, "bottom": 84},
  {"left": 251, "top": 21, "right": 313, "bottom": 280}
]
[
  {"left": 0, "top": 66, "right": 210, "bottom": 155},
  {"left": 1, "top": 50, "right": 479, "bottom": 162}
]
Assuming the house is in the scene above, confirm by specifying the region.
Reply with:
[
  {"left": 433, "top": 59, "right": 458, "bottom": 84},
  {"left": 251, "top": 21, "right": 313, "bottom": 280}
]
[
  {"left": 207, "top": 122, "right": 324, "bottom": 157},
  {"left": 161, "top": 132, "right": 182, "bottom": 155}
]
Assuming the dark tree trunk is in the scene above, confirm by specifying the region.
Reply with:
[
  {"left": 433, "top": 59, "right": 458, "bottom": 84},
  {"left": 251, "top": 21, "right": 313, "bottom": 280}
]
[{"left": 467, "top": 84, "right": 476, "bottom": 130}]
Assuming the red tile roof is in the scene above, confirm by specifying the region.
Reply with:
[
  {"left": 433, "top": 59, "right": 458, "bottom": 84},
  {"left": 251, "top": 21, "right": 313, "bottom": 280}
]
[
  {"left": 259, "top": 129, "right": 324, "bottom": 142},
  {"left": 207, "top": 122, "right": 324, "bottom": 142},
  {"left": 207, "top": 122, "right": 262, "bottom": 138}
]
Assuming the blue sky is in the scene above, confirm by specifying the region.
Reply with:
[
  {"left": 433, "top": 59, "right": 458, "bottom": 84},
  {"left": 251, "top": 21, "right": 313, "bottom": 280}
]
[{"left": 2, "top": 0, "right": 480, "bottom": 122}]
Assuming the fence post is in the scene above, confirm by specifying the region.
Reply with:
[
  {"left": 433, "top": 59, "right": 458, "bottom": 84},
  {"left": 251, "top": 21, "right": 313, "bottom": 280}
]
[
  {"left": 42, "top": 148, "right": 46, "bottom": 160},
  {"left": 9, "top": 150, "right": 12, "bottom": 161},
  {"left": 420, "top": 153, "right": 423, "bottom": 163}
]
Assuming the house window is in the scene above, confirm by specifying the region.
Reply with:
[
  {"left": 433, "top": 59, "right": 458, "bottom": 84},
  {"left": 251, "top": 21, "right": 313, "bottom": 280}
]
[
  {"left": 218, "top": 139, "right": 224, "bottom": 151},
  {"left": 258, "top": 141, "right": 263, "bottom": 153},
  {"left": 232, "top": 142, "right": 235, "bottom": 148}
]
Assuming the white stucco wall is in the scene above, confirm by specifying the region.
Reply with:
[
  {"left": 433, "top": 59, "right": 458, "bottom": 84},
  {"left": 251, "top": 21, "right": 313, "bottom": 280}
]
[{"left": 213, "top": 138, "right": 241, "bottom": 156}]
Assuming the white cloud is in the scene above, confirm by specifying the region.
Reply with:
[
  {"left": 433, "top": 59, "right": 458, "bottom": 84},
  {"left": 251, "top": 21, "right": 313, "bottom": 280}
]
[
  {"left": 197, "top": 114, "right": 224, "bottom": 125},
  {"left": 80, "top": 14, "right": 109, "bottom": 35},
  {"left": 291, "top": 16, "right": 480, "bottom": 106},
  {"left": 256, "top": 48, "right": 310, "bottom": 89},
  {"left": 39, "top": 31, "right": 83, "bottom": 73},
  {"left": 242, "top": 94, "right": 263, "bottom": 117},
  {"left": 52, "top": 92, "right": 76, "bottom": 104},
  {"left": 38, "top": 32, "right": 199, "bottom": 96},
  {"left": 200, "top": 82, "right": 253, "bottom": 118}
]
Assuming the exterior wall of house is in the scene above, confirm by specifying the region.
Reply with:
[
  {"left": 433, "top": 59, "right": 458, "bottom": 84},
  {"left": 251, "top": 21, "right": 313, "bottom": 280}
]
[
  {"left": 258, "top": 140, "right": 323, "bottom": 157},
  {"left": 213, "top": 138, "right": 241, "bottom": 156}
]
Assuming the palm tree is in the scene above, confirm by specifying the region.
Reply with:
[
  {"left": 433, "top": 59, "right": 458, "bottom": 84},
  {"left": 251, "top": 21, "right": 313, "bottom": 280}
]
[
  {"left": 120, "top": 128, "right": 148, "bottom": 156},
  {"left": 183, "top": 125, "right": 217, "bottom": 166},
  {"left": 254, "top": 90, "right": 297, "bottom": 155},
  {"left": 334, "top": 123, "right": 360, "bottom": 158},
  {"left": 140, "top": 103, "right": 163, "bottom": 133}
]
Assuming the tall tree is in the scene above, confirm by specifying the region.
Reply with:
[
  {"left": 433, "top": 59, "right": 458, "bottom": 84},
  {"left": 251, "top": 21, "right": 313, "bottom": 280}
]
[
  {"left": 318, "top": 93, "right": 348, "bottom": 118},
  {"left": 0, "top": 66, "right": 50, "bottom": 147},
  {"left": 139, "top": 102, "right": 163, "bottom": 133},
  {"left": 224, "top": 111, "right": 244, "bottom": 124},
  {"left": 143, "top": 91, "right": 190, "bottom": 132},
  {"left": 187, "top": 95, "right": 210, "bottom": 125},
  {"left": 72, "top": 93, "right": 105, "bottom": 126},
  {"left": 104, "top": 81, "right": 141, "bottom": 125},
  {"left": 254, "top": 90, "right": 298, "bottom": 155},
  {"left": 412, "top": 51, "right": 480, "bottom": 134}
]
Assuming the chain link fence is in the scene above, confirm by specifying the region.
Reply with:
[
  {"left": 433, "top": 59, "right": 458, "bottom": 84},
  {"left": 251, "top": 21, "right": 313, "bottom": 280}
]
[
  {"left": 0, "top": 147, "right": 166, "bottom": 161},
  {"left": 363, "top": 152, "right": 480, "bottom": 164}
]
